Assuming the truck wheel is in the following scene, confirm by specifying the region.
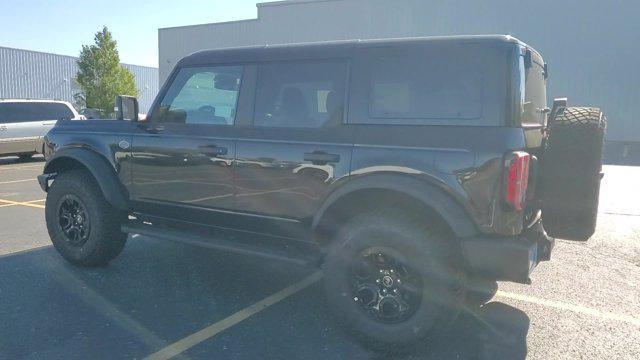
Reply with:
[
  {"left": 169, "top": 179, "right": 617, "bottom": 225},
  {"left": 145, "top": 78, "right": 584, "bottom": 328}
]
[
  {"left": 322, "top": 211, "right": 465, "bottom": 351},
  {"left": 45, "top": 169, "right": 127, "bottom": 266},
  {"left": 540, "top": 107, "right": 606, "bottom": 241}
]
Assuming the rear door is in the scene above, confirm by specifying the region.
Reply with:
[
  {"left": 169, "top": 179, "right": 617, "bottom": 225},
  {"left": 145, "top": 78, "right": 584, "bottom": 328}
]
[{"left": 234, "top": 59, "right": 353, "bottom": 238}]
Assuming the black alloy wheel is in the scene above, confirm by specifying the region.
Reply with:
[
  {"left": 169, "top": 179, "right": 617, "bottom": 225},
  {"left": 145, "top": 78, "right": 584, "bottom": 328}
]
[
  {"left": 351, "top": 248, "right": 423, "bottom": 324},
  {"left": 57, "top": 194, "right": 91, "bottom": 246}
]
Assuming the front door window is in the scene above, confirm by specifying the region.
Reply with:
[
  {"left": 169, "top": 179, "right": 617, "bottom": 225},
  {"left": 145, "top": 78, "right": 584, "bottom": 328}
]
[{"left": 157, "top": 66, "right": 243, "bottom": 126}]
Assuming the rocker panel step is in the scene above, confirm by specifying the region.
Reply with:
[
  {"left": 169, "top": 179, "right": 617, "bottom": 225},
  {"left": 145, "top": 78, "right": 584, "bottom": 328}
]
[{"left": 122, "top": 221, "right": 323, "bottom": 268}]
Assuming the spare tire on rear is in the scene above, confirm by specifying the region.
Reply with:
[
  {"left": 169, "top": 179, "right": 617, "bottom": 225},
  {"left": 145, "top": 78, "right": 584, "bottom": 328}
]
[{"left": 539, "top": 107, "right": 606, "bottom": 241}]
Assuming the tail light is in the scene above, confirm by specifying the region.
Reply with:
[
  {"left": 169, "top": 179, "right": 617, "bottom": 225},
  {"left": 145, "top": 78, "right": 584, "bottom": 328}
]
[{"left": 504, "top": 152, "right": 530, "bottom": 211}]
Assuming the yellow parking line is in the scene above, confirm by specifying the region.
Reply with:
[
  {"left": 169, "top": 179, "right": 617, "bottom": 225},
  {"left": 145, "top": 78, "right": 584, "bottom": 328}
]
[
  {"left": 144, "top": 271, "right": 324, "bottom": 360},
  {"left": 0, "top": 178, "right": 37, "bottom": 185},
  {"left": 144, "top": 277, "right": 637, "bottom": 360},
  {"left": 496, "top": 290, "right": 640, "bottom": 326},
  {"left": 0, "top": 198, "right": 45, "bottom": 209},
  {"left": 24, "top": 198, "right": 46, "bottom": 203},
  {"left": 49, "top": 262, "right": 167, "bottom": 351},
  {"left": 143, "top": 270, "right": 640, "bottom": 360}
]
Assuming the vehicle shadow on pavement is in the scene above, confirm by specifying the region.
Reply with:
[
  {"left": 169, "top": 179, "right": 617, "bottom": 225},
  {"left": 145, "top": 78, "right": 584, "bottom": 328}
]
[
  {"left": 0, "top": 240, "right": 529, "bottom": 360},
  {"left": 393, "top": 302, "right": 529, "bottom": 359}
]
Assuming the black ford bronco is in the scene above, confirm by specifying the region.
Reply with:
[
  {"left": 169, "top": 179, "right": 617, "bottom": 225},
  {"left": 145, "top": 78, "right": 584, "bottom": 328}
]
[{"left": 38, "top": 36, "right": 606, "bottom": 349}]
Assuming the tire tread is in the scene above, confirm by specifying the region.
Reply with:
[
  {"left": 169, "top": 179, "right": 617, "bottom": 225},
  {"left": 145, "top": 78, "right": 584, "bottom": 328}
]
[{"left": 540, "top": 107, "right": 606, "bottom": 240}]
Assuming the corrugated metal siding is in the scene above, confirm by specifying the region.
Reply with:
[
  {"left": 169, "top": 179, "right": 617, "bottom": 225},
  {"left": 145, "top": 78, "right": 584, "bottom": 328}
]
[
  {"left": 0, "top": 46, "right": 158, "bottom": 113},
  {"left": 122, "top": 63, "right": 159, "bottom": 114},
  {"left": 159, "top": 0, "right": 640, "bottom": 142}
]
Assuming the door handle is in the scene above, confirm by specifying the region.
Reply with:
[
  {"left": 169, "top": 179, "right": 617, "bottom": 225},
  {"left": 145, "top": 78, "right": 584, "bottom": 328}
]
[
  {"left": 198, "top": 144, "right": 228, "bottom": 156},
  {"left": 304, "top": 151, "right": 340, "bottom": 165}
]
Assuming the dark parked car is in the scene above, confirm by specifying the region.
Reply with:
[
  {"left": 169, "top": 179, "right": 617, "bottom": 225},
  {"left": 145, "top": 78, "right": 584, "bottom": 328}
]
[{"left": 38, "top": 35, "right": 606, "bottom": 350}]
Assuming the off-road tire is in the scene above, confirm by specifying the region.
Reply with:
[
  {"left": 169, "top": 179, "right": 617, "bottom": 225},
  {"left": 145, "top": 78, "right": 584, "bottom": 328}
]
[
  {"left": 322, "top": 211, "right": 465, "bottom": 351},
  {"left": 540, "top": 107, "right": 606, "bottom": 241},
  {"left": 45, "top": 170, "right": 127, "bottom": 266}
]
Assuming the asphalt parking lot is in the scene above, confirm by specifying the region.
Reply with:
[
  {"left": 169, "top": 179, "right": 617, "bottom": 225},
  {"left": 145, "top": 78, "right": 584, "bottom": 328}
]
[{"left": 0, "top": 156, "right": 638, "bottom": 360}]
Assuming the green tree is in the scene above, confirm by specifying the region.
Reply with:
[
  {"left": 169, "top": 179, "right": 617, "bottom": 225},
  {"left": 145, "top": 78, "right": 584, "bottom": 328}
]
[{"left": 75, "top": 26, "right": 138, "bottom": 117}]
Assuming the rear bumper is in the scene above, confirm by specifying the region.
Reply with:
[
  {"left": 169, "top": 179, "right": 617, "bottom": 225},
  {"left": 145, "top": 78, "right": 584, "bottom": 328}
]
[{"left": 461, "top": 222, "right": 555, "bottom": 284}]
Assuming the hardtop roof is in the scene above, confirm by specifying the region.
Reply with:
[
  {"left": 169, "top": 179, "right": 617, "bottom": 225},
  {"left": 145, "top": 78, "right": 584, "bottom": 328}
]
[{"left": 179, "top": 35, "right": 536, "bottom": 66}]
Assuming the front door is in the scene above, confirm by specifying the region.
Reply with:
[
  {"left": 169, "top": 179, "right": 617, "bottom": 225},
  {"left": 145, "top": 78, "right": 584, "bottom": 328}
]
[
  {"left": 130, "top": 65, "right": 244, "bottom": 225},
  {"left": 234, "top": 59, "right": 353, "bottom": 238}
]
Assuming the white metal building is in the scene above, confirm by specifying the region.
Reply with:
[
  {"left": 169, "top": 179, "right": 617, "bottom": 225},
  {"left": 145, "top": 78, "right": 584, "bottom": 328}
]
[
  {"left": 158, "top": 0, "right": 639, "bottom": 144},
  {"left": 0, "top": 46, "right": 159, "bottom": 113}
]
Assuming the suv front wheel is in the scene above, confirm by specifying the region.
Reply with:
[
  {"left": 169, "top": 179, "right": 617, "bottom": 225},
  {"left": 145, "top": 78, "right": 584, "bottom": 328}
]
[
  {"left": 45, "top": 169, "right": 127, "bottom": 266},
  {"left": 322, "top": 211, "right": 465, "bottom": 350}
]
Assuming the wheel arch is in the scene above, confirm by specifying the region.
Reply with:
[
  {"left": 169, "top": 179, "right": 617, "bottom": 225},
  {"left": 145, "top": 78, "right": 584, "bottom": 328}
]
[
  {"left": 311, "top": 173, "right": 478, "bottom": 242},
  {"left": 43, "top": 147, "right": 129, "bottom": 211}
]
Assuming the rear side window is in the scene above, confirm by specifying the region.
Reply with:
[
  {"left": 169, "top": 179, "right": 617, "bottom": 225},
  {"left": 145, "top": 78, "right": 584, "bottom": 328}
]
[
  {"left": 368, "top": 55, "right": 483, "bottom": 120},
  {"left": 351, "top": 44, "right": 509, "bottom": 126},
  {"left": 520, "top": 51, "right": 548, "bottom": 125},
  {"left": 0, "top": 102, "right": 74, "bottom": 123},
  {"left": 254, "top": 60, "right": 347, "bottom": 128}
]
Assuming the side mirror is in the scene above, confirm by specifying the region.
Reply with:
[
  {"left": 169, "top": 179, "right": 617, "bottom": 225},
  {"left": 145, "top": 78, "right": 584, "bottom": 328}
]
[{"left": 115, "top": 95, "right": 139, "bottom": 121}]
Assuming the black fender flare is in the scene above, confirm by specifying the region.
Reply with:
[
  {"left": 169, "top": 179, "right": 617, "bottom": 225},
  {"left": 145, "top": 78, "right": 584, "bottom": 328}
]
[
  {"left": 42, "top": 147, "right": 129, "bottom": 211},
  {"left": 311, "top": 174, "right": 478, "bottom": 238}
]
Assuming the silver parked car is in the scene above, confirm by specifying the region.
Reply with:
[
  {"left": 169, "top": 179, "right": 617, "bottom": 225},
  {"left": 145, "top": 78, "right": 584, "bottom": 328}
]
[{"left": 0, "top": 99, "right": 83, "bottom": 159}]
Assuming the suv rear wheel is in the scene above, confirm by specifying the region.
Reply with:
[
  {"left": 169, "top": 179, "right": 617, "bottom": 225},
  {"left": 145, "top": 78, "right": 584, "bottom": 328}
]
[
  {"left": 322, "top": 211, "right": 465, "bottom": 351},
  {"left": 45, "top": 169, "right": 127, "bottom": 266}
]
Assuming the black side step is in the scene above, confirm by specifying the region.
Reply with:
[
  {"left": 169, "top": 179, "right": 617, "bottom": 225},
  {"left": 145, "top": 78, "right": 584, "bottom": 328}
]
[{"left": 121, "top": 222, "right": 323, "bottom": 268}]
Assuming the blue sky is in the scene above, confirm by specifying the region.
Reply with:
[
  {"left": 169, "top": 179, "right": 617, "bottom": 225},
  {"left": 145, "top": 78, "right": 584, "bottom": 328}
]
[{"left": 0, "top": 0, "right": 261, "bottom": 67}]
